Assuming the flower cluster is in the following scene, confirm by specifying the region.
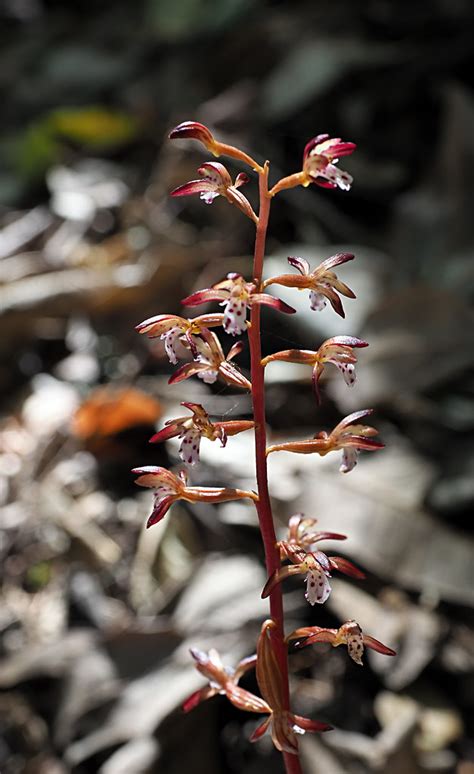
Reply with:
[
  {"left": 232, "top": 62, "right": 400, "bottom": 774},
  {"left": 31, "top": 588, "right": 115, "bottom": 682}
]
[{"left": 133, "top": 119, "right": 393, "bottom": 769}]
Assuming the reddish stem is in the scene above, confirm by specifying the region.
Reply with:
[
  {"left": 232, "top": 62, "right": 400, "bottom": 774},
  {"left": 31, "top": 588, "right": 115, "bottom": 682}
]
[{"left": 249, "top": 163, "right": 303, "bottom": 774}]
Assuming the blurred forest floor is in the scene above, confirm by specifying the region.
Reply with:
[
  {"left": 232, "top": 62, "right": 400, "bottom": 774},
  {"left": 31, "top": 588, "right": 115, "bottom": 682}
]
[{"left": 0, "top": 1, "right": 474, "bottom": 772}]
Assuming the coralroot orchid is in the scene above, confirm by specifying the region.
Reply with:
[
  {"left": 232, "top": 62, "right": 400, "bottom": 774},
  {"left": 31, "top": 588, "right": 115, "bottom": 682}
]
[
  {"left": 262, "top": 526, "right": 364, "bottom": 606},
  {"left": 302, "top": 134, "right": 356, "bottom": 191},
  {"left": 182, "top": 272, "right": 296, "bottom": 336},
  {"left": 169, "top": 327, "right": 251, "bottom": 389},
  {"left": 262, "top": 335, "right": 367, "bottom": 403},
  {"left": 267, "top": 409, "right": 384, "bottom": 473},
  {"left": 269, "top": 134, "right": 356, "bottom": 196},
  {"left": 134, "top": 121, "right": 392, "bottom": 774},
  {"left": 171, "top": 161, "right": 257, "bottom": 222},
  {"left": 182, "top": 648, "right": 267, "bottom": 714},
  {"left": 149, "top": 401, "right": 254, "bottom": 465},
  {"left": 287, "top": 621, "right": 396, "bottom": 666},
  {"left": 250, "top": 620, "right": 331, "bottom": 753},
  {"left": 136, "top": 312, "right": 224, "bottom": 365},
  {"left": 264, "top": 253, "right": 355, "bottom": 318},
  {"left": 133, "top": 465, "right": 256, "bottom": 528}
]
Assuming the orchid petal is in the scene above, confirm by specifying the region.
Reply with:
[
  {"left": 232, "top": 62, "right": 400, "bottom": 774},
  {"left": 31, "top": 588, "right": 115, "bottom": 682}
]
[
  {"left": 179, "top": 427, "right": 201, "bottom": 465},
  {"left": 340, "top": 447, "right": 358, "bottom": 473},
  {"left": 170, "top": 180, "right": 217, "bottom": 198},
  {"left": 149, "top": 422, "right": 182, "bottom": 444},
  {"left": 309, "top": 290, "right": 327, "bottom": 311},
  {"left": 168, "top": 362, "right": 214, "bottom": 385},
  {"left": 362, "top": 635, "right": 396, "bottom": 657},
  {"left": 161, "top": 326, "right": 183, "bottom": 365},
  {"left": 181, "top": 288, "right": 228, "bottom": 307},
  {"left": 305, "top": 568, "right": 331, "bottom": 605},
  {"left": 290, "top": 714, "right": 332, "bottom": 733},
  {"left": 329, "top": 556, "right": 365, "bottom": 579},
  {"left": 222, "top": 297, "right": 248, "bottom": 336},
  {"left": 147, "top": 494, "right": 176, "bottom": 527},
  {"left": 251, "top": 294, "right": 296, "bottom": 314},
  {"left": 249, "top": 716, "right": 272, "bottom": 743},
  {"left": 183, "top": 686, "right": 217, "bottom": 713},
  {"left": 261, "top": 565, "right": 306, "bottom": 598},
  {"left": 288, "top": 256, "right": 311, "bottom": 275}
]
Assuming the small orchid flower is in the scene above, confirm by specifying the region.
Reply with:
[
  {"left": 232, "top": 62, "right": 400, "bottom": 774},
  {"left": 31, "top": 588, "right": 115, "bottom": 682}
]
[
  {"left": 136, "top": 313, "right": 224, "bottom": 365},
  {"left": 287, "top": 621, "right": 396, "bottom": 666},
  {"left": 171, "top": 162, "right": 257, "bottom": 222},
  {"left": 149, "top": 401, "right": 254, "bottom": 465},
  {"left": 264, "top": 253, "right": 355, "bottom": 318},
  {"left": 169, "top": 120, "right": 262, "bottom": 172},
  {"left": 302, "top": 134, "right": 356, "bottom": 191},
  {"left": 262, "top": 335, "right": 367, "bottom": 404},
  {"left": 262, "top": 525, "right": 364, "bottom": 606},
  {"left": 270, "top": 134, "right": 356, "bottom": 196},
  {"left": 182, "top": 273, "right": 296, "bottom": 337},
  {"left": 250, "top": 620, "right": 331, "bottom": 754},
  {"left": 169, "top": 328, "right": 251, "bottom": 390},
  {"left": 267, "top": 409, "right": 384, "bottom": 473},
  {"left": 133, "top": 465, "right": 256, "bottom": 528},
  {"left": 183, "top": 648, "right": 268, "bottom": 715}
]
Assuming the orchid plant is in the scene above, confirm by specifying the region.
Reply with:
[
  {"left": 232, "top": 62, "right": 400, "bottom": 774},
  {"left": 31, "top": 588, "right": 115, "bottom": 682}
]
[{"left": 134, "top": 121, "right": 394, "bottom": 772}]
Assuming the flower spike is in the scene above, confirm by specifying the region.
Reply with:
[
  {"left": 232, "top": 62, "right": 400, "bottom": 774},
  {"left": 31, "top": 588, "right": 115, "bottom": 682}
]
[
  {"left": 264, "top": 253, "right": 355, "bottom": 318},
  {"left": 262, "top": 335, "right": 367, "bottom": 404},
  {"left": 270, "top": 134, "right": 356, "bottom": 196},
  {"left": 267, "top": 409, "right": 384, "bottom": 473},
  {"left": 149, "top": 401, "right": 254, "bottom": 465},
  {"left": 182, "top": 273, "right": 296, "bottom": 337},
  {"left": 133, "top": 465, "right": 256, "bottom": 528},
  {"left": 287, "top": 621, "right": 396, "bottom": 666},
  {"left": 251, "top": 620, "right": 331, "bottom": 754},
  {"left": 171, "top": 162, "right": 257, "bottom": 222}
]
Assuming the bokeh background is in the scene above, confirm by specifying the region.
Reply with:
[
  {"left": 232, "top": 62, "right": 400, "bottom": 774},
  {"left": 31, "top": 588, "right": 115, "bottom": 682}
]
[{"left": 1, "top": 1, "right": 474, "bottom": 772}]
